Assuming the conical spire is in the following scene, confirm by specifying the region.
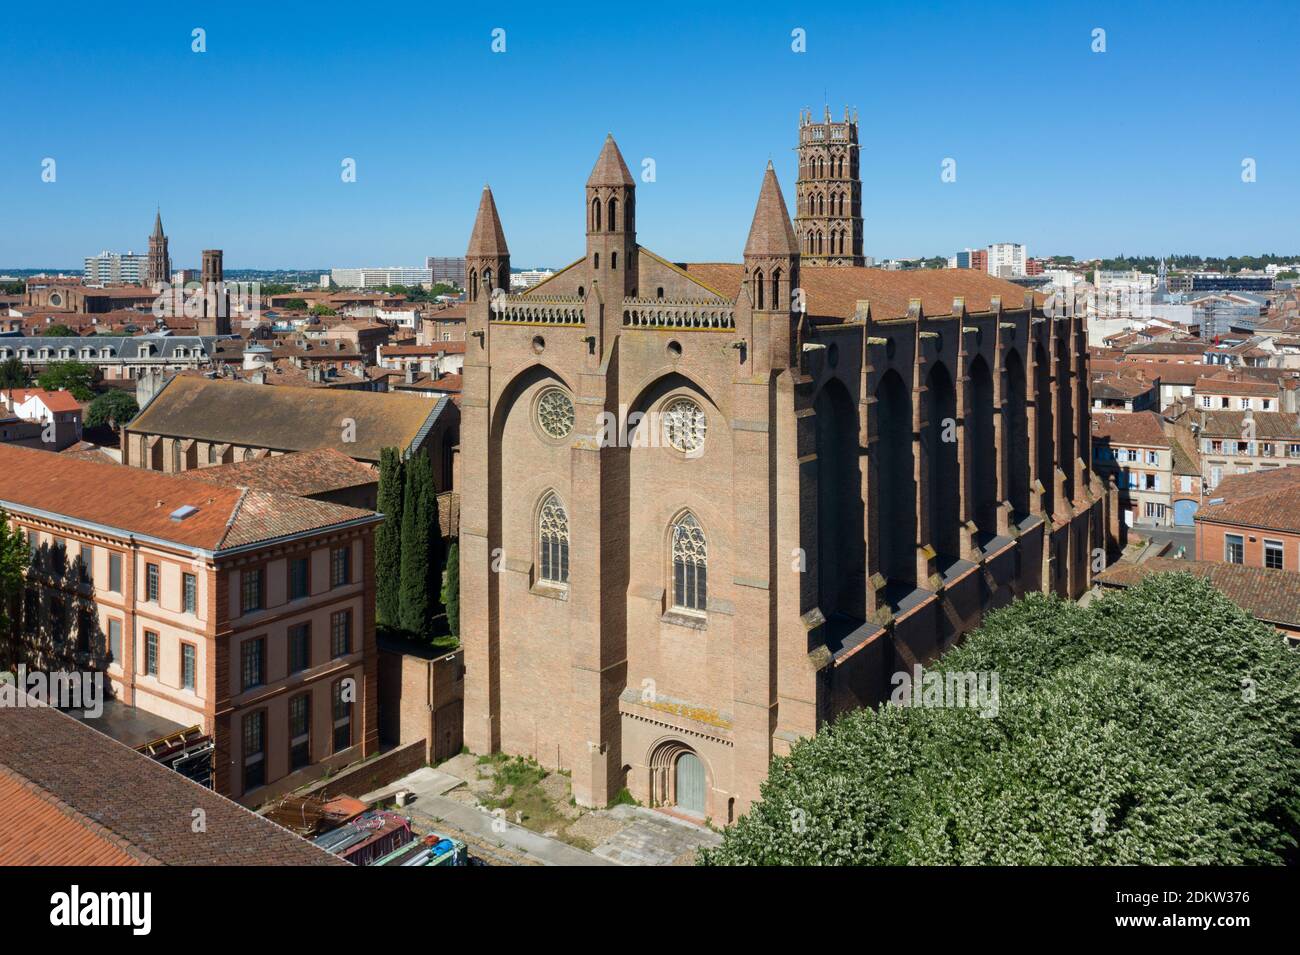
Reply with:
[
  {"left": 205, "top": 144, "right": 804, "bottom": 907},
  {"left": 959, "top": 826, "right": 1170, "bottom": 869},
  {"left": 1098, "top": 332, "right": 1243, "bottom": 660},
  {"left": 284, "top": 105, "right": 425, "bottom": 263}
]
[
  {"left": 152, "top": 208, "right": 165, "bottom": 238},
  {"left": 467, "top": 185, "right": 509, "bottom": 257},
  {"left": 586, "top": 134, "right": 635, "bottom": 187},
  {"left": 744, "top": 162, "right": 799, "bottom": 257}
]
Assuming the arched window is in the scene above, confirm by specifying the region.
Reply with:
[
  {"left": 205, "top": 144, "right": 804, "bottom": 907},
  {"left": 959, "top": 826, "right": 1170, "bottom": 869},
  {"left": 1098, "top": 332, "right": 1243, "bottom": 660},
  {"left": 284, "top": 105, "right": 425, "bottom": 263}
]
[
  {"left": 771, "top": 269, "right": 781, "bottom": 308},
  {"left": 656, "top": 286, "right": 665, "bottom": 300},
  {"left": 670, "top": 513, "right": 707, "bottom": 613},
  {"left": 469, "top": 269, "right": 478, "bottom": 301},
  {"left": 608, "top": 197, "right": 619, "bottom": 231},
  {"left": 611, "top": 250, "right": 618, "bottom": 271},
  {"left": 593, "top": 253, "right": 599, "bottom": 269},
  {"left": 591, "top": 197, "right": 602, "bottom": 231},
  {"left": 754, "top": 269, "right": 764, "bottom": 309},
  {"left": 538, "top": 493, "right": 569, "bottom": 585}
]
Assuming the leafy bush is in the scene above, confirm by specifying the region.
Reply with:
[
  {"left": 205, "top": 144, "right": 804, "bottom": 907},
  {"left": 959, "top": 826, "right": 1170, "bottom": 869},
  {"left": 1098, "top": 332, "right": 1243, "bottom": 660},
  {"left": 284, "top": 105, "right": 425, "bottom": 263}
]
[{"left": 700, "top": 574, "right": 1300, "bottom": 865}]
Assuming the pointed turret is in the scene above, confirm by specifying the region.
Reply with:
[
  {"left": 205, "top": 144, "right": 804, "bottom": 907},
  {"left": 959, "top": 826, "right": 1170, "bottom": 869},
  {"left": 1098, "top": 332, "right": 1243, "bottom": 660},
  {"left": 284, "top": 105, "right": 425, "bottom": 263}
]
[
  {"left": 744, "top": 162, "right": 799, "bottom": 258},
  {"left": 585, "top": 135, "right": 637, "bottom": 299},
  {"left": 467, "top": 185, "right": 509, "bottom": 258},
  {"left": 152, "top": 208, "right": 165, "bottom": 238},
  {"left": 466, "top": 185, "right": 510, "bottom": 303},
  {"left": 586, "top": 134, "right": 635, "bottom": 188}
]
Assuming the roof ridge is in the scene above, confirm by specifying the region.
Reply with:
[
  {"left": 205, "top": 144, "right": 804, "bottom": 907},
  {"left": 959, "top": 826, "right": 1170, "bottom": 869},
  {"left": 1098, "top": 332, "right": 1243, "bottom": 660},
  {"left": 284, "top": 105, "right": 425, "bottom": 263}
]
[{"left": 217, "top": 486, "right": 250, "bottom": 550}]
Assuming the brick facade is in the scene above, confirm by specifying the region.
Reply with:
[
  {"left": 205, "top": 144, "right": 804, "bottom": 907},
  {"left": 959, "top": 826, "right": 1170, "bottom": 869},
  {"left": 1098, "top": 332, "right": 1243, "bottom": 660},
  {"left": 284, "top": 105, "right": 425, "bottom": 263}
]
[{"left": 460, "top": 124, "right": 1106, "bottom": 823}]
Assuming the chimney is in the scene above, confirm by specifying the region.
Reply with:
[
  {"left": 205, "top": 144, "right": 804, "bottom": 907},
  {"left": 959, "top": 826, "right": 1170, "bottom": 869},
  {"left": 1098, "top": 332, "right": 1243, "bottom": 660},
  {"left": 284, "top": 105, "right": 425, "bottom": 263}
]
[{"left": 405, "top": 363, "right": 415, "bottom": 384}]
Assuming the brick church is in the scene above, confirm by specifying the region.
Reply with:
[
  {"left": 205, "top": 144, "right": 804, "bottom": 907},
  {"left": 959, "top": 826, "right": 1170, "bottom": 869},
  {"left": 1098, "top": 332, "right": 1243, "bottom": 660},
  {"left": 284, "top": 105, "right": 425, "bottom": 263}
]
[{"left": 460, "top": 111, "right": 1107, "bottom": 822}]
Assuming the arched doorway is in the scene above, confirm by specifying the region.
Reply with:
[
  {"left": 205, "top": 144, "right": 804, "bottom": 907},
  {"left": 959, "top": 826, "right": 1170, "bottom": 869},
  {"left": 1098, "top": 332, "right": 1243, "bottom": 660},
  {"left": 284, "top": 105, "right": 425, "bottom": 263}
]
[
  {"left": 675, "top": 752, "right": 705, "bottom": 816},
  {"left": 648, "top": 739, "right": 708, "bottom": 817}
]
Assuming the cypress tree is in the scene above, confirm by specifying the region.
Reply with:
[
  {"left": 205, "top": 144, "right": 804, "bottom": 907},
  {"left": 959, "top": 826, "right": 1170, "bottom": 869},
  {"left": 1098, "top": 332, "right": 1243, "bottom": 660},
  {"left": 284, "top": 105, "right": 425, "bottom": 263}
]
[
  {"left": 441, "top": 541, "right": 460, "bottom": 639},
  {"left": 374, "top": 447, "right": 404, "bottom": 629},
  {"left": 399, "top": 453, "right": 436, "bottom": 638}
]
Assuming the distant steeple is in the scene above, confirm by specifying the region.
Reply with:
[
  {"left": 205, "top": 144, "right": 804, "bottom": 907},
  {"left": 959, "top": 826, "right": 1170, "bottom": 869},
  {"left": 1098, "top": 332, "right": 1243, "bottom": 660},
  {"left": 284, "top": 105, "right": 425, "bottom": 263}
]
[{"left": 146, "top": 207, "right": 170, "bottom": 289}]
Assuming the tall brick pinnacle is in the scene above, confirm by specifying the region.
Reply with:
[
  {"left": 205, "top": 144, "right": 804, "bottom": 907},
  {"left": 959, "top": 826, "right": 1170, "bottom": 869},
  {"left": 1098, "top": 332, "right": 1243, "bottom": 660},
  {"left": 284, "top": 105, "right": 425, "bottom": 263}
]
[
  {"left": 152, "top": 208, "right": 164, "bottom": 238},
  {"left": 587, "top": 133, "right": 635, "bottom": 187},
  {"left": 744, "top": 161, "right": 799, "bottom": 257},
  {"left": 467, "top": 185, "right": 509, "bottom": 258}
]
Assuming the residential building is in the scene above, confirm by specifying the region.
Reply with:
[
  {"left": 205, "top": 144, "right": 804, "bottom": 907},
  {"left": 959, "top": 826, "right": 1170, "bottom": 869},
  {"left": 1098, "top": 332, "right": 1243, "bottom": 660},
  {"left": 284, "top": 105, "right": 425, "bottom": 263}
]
[
  {"left": 0, "top": 443, "right": 382, "bottom": 803},
  {"left": 1091, "top": 373, "right": 1160, "bottom": 413},
  {"left": 987, "top": 242, "right": 1027, "bottom": 278},
  {"left": 1193, "top": 409, "right": 1300, "bottom": 491},
  {"left": 83, "top": 251, "right": 149, "bottom": 286},
  {"left": 1195, "top": 467, "right": 1300, "bottom": 572},
  {"left": 331, "top": 267, "right": 433, "bottom": 288},
  {"left": 0, "top": 387, "right": 83, "bottom": 450},
  {"left": 1091, "top": 411, "right": 1173, "bottom": 527},
  {"left": 0, "top": 335, "right": 230, "bottom": 380},
  {"left": 425, "top": 256, "right": 466, "bottom": 286}
]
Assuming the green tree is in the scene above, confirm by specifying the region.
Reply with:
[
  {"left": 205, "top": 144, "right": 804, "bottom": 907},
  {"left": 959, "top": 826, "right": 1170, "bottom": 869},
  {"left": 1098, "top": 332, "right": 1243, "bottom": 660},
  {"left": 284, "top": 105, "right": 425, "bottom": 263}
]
[
  {"left": 0, "top": 509, "right": 27, "bottom": 671},
  {"left": 398, "top": 453, "right": 442, "bottom": 638},
  {"left": 375, "top": 448, "right": 404, "bottom": 629},
  {"left": 309, "top": 304, "right": 337, "bottom": 317},
  {"left": 86, "top": 390, "right": 139, "bottom": 430},
  {"left": 0, "top": 357, "right": 29, "bottom": 390},
  {"left": 43, "top": 324, "right": 76, "bottom": 337},
  {"left": 441, "top": 541, "right": 459, "bottom": 639},
  {"left": 37, "top": 361, "right": 97, "bottom": 401},
  {"left": 279, "top": 298, "right": 309, "bottom": 311},
  {"left": 700, "top": 574, "right": 1300, "bottom": 866}
]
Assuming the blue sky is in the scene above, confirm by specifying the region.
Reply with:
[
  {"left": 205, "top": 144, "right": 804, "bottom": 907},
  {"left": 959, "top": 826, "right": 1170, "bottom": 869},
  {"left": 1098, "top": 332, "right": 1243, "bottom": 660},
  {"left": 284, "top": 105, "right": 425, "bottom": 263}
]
[{"left": 2, "top": 0, "right": 1297, "bottom": 269}]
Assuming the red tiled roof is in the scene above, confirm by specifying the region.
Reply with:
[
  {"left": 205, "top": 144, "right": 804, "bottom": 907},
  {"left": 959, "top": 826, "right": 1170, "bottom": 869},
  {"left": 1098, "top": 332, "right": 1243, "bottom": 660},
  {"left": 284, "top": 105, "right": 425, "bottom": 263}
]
[
  {"left": 0, "top": 703, "right": 344, "bottom": 866},
  {"left": 1090, "top": 410, "right": 1168, "bottom": 447},
  {"left": 3, "top": 387, "right": 82, "bottom": 413},
  {"left": 1097, "top": 558, "right": 1300, "bottom": 631},
  {"left": 0, "top": 767, "right": 146, "bottom": 866},
  {"left": 178, "top": 448, "right": 377, "bottom": 497},
  {"left": 1197, "top": 468, "right": 1300, "bottom": 534},
  {"left": 0, "top": 444, "right": 378, "bottom": 553}
]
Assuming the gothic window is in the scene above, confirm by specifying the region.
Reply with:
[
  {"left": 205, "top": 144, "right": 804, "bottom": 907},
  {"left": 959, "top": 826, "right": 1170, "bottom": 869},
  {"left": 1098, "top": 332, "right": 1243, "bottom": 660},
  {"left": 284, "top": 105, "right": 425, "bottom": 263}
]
[
  {"left": 611, "top": 251, "right": 618, "bottom": 270},
  {"left": 770, "top": 269, "right": 782, "bottom": 309},
  {"left": 469, "top": 269, "right": 478, "bottom": 301},
  {"left": 670, "top": 513, "right": 707, "bottom": 613},
  {"left": 656, "top": 287, "right": 664, "bottom": 299},
  {"left": 662, "top": 397, "right": 706, "bottom": 453},
  {"left": 593, "top": 253, "right": 599, "bottom": 269},
  {"left": 754, "top": 269, "right": 764, "bottom": 310},
  {"left": 591, "top": 197, "right": 602, "bottom": 231},
  {"left": 537, "top": 387, "right": 575, "bottom": 439},
  {"left": 608, "top": 197, "right": 619, "bottom": 230},
  {"left": 538, "top": 493, "right": 570, "bottom": 585}
]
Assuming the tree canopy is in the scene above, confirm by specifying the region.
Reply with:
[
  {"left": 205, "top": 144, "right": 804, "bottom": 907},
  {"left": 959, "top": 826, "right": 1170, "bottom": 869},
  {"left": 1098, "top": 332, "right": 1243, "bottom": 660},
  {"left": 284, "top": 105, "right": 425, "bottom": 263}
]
[
  {"left": 86, "top": 390, "right": 139, "bottom": 430},
  {"left": 36, "top": 361, "right": 97, "bottom": 401},
  {"left": 700, "top": 574, "right": 1300, "bottom": 866}
]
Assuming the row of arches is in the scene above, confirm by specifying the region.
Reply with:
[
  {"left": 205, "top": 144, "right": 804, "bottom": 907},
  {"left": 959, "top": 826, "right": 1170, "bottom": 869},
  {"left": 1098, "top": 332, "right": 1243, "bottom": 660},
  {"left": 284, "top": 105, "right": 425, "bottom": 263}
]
[
  {"left": 803, "top": 153, "right": 849, "bottom": 179},
  {"left": 589, "top": 194, "right": 634, "bottom": 233},
  {"left": 804, "top": 190, "right": 850, "bottom": 217},
  {"left": 804, "top": 229, "right": 850, "bottom": 256},
  {"left": 816, "top": 345, "right": 1051, "bottom": 612}
]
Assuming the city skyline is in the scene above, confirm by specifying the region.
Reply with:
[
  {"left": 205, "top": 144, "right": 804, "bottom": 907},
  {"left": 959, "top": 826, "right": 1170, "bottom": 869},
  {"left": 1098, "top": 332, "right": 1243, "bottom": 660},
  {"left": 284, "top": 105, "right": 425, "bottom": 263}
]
[{"left": 3, "top": 0, "right": 1299, "bottom": 269}]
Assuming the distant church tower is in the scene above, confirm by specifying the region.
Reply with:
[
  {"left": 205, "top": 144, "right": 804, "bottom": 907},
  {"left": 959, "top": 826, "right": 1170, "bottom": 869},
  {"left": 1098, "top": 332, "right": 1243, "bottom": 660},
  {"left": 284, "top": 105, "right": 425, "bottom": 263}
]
[
  {"left": 793, "top": 107, "right": 864, "bottom": 267},
  {"left": 197, "top": 249, "right": 230, "bottom": 336},
  {"left": 146, "top": 209, "right": 170, "bottom": 288}
]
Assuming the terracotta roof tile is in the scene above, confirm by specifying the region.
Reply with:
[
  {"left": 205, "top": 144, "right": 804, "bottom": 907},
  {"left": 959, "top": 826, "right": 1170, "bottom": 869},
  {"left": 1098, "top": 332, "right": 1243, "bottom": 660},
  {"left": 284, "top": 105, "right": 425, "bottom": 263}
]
[
  {"left": 0, "top": 703, "right": 343, "bottom": 866},
  {"left": 1097, "top": 558, "right": 1300, "bottom": 630}
]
